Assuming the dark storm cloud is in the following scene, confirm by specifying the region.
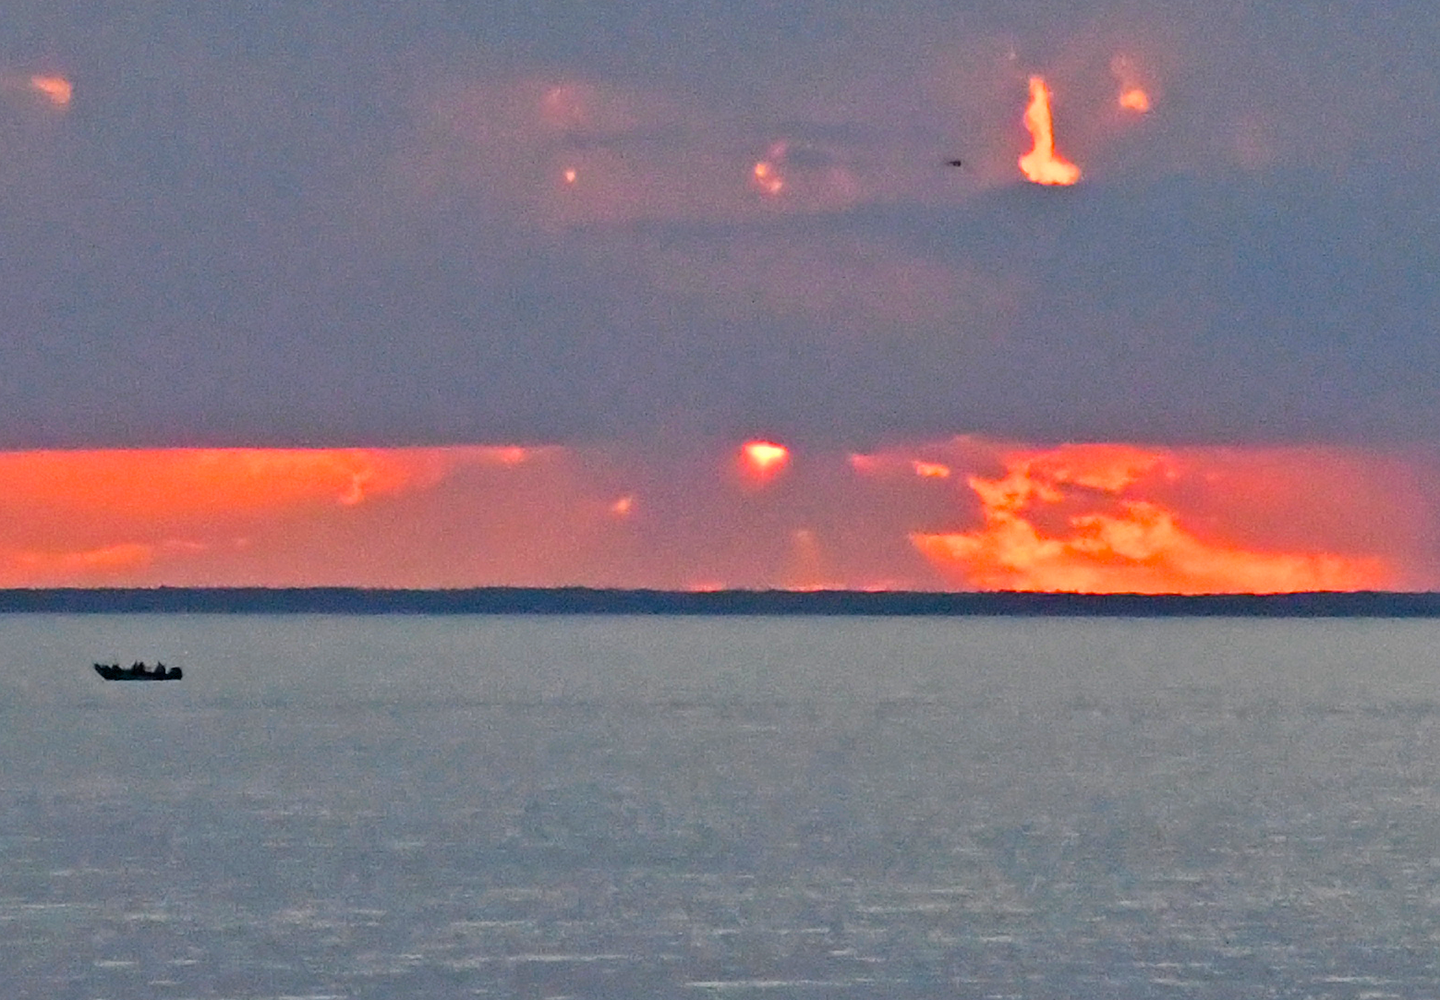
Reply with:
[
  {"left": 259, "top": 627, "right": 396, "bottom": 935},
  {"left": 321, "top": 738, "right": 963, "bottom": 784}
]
[{"left": 1, "top": 1, "right": 1438, "bottom": 447}]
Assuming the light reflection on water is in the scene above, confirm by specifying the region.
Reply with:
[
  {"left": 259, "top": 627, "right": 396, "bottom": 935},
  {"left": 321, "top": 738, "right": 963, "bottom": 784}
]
[{"left": 2, "top": 614, "right": 1439, "bottom": 998}]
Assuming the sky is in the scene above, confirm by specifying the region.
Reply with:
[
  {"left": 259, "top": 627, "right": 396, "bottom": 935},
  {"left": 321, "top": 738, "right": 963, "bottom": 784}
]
[{"left": 2, "top": 1, "right": 1438, "bottom": 591}]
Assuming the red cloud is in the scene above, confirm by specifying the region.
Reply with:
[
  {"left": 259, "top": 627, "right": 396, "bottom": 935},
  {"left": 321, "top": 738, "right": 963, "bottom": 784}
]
[
  {"left": 911, "top": 443, "right": 1398, "bottom": 593},
  {"left": 0, "top": 447, "right": 545, "bottom": 519},
  {"left": 0, "top": 441, "right": 1426, "bottom": 592},
  {"left": 0, "top": 543, "right": 154, "bottom": 587}
]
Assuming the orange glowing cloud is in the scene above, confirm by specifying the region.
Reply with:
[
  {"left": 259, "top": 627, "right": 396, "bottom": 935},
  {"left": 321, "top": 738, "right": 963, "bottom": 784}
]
[
  {"left": 745, "top": 139, "right": 862, "bottom": 211},
  {"left": 1018, "top": 76, "right": 1081, "bottom": 186},
  {"left": 739, "top": 440, "right": 791, "bottom": 484},
  {"left": 1111, "top": 55, "right": 1154, "bottom": 114},
  {"left": 29, "top": 75, "right": 72, "bottom": 107},
  {"left": 0, "top": 441, "right": 1428, "bottom": 592},
  {"left": 849, "top": 447, "right": 975, "bottom": 485},
  {"left": 10, "top": 543, "right": 154, "bottom": 578},
  {"left": 0, "top": 446, "right": 552, "bottom": 524},
  {"left": 0, "top": 445, "right": 587, "bottom": 588},
  {"left": 1119, "top": 88, "right": 1151, "bottom": 113},
  {"left": 912, "top": 444, "right": 1395, "bottom": 593},
  {"left": 752, "top": 158, "right": 784, "bottom": 197}
]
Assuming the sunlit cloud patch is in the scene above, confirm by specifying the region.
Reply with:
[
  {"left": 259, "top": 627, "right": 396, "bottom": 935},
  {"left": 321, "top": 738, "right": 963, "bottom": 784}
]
[
  {"left": 0, "top": 447, "right": 542, "bottom": 517},
  {"left": 1018, "top": 77, "right": 1081, "bottom": 186},
  {"left": 0, "top": 71, "right": 74, "bottom": 113},
  {"left": 910, "top": 443, "right": 1403, "bottom": 594},
  {"left": 0, "top": 447, "right": 564, "bottom": 587},
  {"left": 1110, "top": 55, "right": 1154, "bottom": 114},
  {"left": 28, "top": 75, "right": 73, "bottom": 107}
]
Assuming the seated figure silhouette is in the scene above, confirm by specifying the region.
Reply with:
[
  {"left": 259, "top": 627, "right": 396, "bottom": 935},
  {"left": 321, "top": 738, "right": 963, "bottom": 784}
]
[{"left": 93, "top": 659, "right": 182, "bottom": 680}]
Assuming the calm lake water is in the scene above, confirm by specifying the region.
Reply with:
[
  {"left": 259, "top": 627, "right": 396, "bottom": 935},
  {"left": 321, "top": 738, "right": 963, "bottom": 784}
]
[{"left": 3, "top": 614, "right": 1440, "bottom": 999}]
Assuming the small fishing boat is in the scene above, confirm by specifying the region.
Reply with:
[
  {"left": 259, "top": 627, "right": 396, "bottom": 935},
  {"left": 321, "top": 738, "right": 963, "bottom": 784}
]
[{"left": 94, "top": 662, "right": 183, "bottom": 681}]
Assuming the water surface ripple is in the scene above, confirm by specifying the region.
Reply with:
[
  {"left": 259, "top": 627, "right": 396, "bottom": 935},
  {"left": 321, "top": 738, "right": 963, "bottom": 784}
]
[{"left": 3, "top": 615, "right": 1438, "bottom": 998}]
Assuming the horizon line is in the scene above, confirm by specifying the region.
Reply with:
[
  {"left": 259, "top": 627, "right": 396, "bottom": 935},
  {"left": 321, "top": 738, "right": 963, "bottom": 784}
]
[{"left": 2, "top": 587, "right": 1439, "bottom": 617}]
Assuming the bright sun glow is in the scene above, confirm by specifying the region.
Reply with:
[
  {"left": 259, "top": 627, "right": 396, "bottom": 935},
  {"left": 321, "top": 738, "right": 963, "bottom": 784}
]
[{"left": 740, "top": 440, "right": 790, "bottom": 482}]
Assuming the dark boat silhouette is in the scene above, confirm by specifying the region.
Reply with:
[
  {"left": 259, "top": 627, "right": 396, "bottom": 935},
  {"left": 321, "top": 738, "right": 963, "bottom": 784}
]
[{"left": 94, "top": 661, "right": 183, "bottom": 681}]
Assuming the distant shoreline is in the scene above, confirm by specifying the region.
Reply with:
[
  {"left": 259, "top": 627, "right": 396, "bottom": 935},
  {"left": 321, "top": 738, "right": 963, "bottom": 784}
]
[{"left": 1, "top": 587, "right": 1439, "bottom": 617}]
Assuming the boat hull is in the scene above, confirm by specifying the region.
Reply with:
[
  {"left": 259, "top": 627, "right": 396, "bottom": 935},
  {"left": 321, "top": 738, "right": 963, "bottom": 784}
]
[{"left": 93, "top": 663, "right": 182, "bottom": 681}]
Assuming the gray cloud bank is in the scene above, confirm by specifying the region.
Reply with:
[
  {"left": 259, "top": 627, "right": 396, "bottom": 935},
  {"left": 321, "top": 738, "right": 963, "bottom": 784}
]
[{"left": 1, "top": 2, "right": 1437, "bottom": 448}]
